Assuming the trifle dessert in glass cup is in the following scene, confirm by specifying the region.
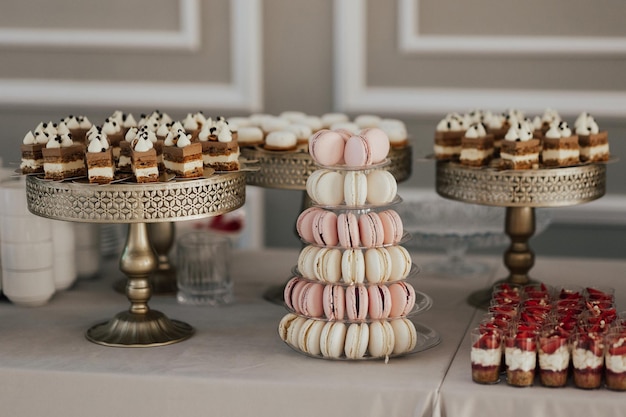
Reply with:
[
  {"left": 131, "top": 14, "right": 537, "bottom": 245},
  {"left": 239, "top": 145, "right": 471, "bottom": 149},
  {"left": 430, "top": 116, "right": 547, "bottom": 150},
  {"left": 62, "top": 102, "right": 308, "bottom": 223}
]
[
  {"left": 571, "top": 330, "right": 605, "bottom": 389},
  {"left": 604, "top": 329, "right": 626, "bottom": 390},
  {"left": 538, "top": 324, "right": 571, "bottom": 387},
  {"left": 470, "top": 327, "right": 503, "bottom": 384},
  {"left": 504, "top": 326, "right": 537, "bottom": 387}
]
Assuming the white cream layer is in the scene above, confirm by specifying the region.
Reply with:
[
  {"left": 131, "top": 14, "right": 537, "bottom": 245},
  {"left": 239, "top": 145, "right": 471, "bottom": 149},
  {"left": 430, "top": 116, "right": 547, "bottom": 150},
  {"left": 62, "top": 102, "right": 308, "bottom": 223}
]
[
  {"left": 88, "top": 167, "right": 114, "bottom": 178},
  {"left": 434, "top": 145, "right": 461, "bottom": 156},
  {"left": 542, "top": 149, "right": 580, "bottom": 160},
  {"left": 505, "top": 347, "right": 536, "bottom": 372},
  {"left": 606, "top": 354, "right": 626, "bottom": 372},
  {"left": 500, "top": 153, "right": 538, "bottom": 163},
  {"left": 580, "top": 144, "right": 609, "bottom": 159},
  {"left": 20, "top": 159, "right": 42, "bottom": 169},
  {"left": 572, "top": 347, "right": 603, "bottom": 369},
  {"left": 460, "top": 148, "right": 493, "bottom": 160},
  {"left": 202, "top": 153, "right": 240, "bottom": 165},
  {"left": 44, "top": 160, "right": 85, "bottom": 173},
  {"left": 164, "top": 159, "right": 203, "bottom": 172},
  {"left": 471, "top": 347, "right": 501, "bottom": 366},
  {"left": 133, "top": 166, "right": 158, "bottom": 178},
  {"left": 538, "top": 345, "right": 570, "bottom": 371}
]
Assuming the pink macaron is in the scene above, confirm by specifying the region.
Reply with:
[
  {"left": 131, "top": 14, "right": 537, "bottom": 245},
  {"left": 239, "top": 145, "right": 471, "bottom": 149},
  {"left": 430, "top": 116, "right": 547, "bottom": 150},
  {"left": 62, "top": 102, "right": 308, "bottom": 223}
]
[
  {"left": 309, "top": 129, "right": 345, "bottom": 166},
  {"left": 337, "top": 212, "right": 360, "bottom": 248},
  {"left": 358, "top": 212, "right": 384, "bottom": 247},
  {"left": 312, "top": 209, "right": 339, "bottom": 247},
  {"left": 344, "top": 135, "right": 372, "bottom": 167},
  {"left": 323, "top": 284, "right": 345, "bottom": 320},
  {"left": 345, "top": 284, "right": 369, "bottom": 321},
  {"left": 284, "top": 276, "right": 307, "bottom": 311},
  {"left": 360, "top": 128, "right": 390, "bottom": 164},
  {"left": 298, "top": 281, "right": 325, "bottom": 318},
  {"left": 368, "top": 284, "right": 392, "bottom": 319},
  {"left": 378, "top": 209, "right": 403, "bottom": 245},
  {"left": 296, "top": 207, "right": 322, "bottom": 243},
  {"left": 388, "top": 281, "right": 416, "bottom": 317}
]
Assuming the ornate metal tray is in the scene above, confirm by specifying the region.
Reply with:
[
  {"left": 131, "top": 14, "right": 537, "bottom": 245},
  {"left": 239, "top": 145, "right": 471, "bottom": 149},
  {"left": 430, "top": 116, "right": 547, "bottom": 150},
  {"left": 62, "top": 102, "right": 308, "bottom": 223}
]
[
  {"left": 241, "top": 145, "right": 412, "bottom": 189},
  {"left": 436, "top": 161, "right": 606, "bottom": 208},
  {"left": 26, "top": 172, "right": 246, "bottom": 223},
  {"left": 25, "top": 172, "right": 246, "bottom": 347},
  {"left": 434, "top": 160, "right": 607, "bottom": 308}
]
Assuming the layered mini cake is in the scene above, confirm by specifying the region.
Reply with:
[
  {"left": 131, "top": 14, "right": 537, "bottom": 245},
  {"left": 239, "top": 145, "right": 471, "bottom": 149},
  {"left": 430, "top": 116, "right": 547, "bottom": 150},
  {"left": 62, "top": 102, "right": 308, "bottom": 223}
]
[
  {"left": 197, "top": 122, "right": 240, "bottom": 171},
  {"left": 505, "top": 330, "right": 537, "bottom": 387},
  {"left": 459, "top": 123, "right": 494, "bottom": 167},
  {"left": 20, "top": 130, "right": 47, "bottom": 174},
  {"left": 541, "top": 121, "right": 580, "bottom": 167},
  {"left": 131, "top": 133, "right": 159, "bottom": 183},
  {"left": 572, "top": 332, "right": 605, "bottom": 389},
  {"left": 86, "top": 134, "right": 114, "bottom": 184},
  {"left": 163, "top": 131, "right": 204, "bottom": 178},
  {"left": 61, "top": 115, "right": 92, "bottom": 144},
  {"left": 605, "top": 332, "right": 626, "bottom": 391},
  {"left": 538, "top": 328, "right": 570, "bottom": 387},
  {"left": 433, "top": 114, "right": 466, "bottom": 160},
  {"left": 102, "top": 117, "right": 125, "bottom": 161},
  {"left": 485, "top": 113, "right": 509, "bottom": 157},
  {"left": 575, "top": 114, "right": 610, "bottom": 162},
  {"left": 471, "top": 329, "right": 502, "bottom": 384},
  {"left": 42, "top": 134, "right": 86, "bottom": 180},
  {"left": 499, "top": 125, "right": 540, "bottom": 170},
  {"left": 117, "top": 127, "right": 135, "bottom": 174}
]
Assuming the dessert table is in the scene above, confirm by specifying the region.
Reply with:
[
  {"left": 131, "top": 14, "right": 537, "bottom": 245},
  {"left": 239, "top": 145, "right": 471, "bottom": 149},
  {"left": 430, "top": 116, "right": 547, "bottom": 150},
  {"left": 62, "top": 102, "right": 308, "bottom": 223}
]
[{"left": 0, "top": 249, "right": 624, "bottom": 417}]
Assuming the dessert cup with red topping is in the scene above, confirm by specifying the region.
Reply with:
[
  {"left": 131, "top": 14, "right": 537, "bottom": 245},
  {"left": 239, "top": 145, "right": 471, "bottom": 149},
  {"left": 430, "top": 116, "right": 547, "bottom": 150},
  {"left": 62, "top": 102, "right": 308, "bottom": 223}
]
[
  {"left": 504, "top": 328, "right": 537, "bottom": 387},
  {"left": 572, "top": 331, "right": 605, "bottom": 389},
  {"left": 538, "top": 325, "right": 571, "bottom": 387},
  {"left": 471, "top": 327, "right": 503, "bottom": 384},
  {"left": 605, "top": 330, "right": 626, "bottom": 390}
]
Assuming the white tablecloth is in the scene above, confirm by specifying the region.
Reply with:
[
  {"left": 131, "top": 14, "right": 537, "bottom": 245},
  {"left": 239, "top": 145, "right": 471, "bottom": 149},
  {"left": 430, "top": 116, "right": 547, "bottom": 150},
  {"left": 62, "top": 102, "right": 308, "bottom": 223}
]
[{"left": 1, "top": 249, "right": 624, "bottom": 417}]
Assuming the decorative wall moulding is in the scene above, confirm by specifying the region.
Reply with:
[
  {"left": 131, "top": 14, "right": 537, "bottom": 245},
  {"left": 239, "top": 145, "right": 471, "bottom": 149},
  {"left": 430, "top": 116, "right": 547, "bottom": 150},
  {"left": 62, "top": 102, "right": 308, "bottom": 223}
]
[
  {"left": 398, "top": 0, "right": 626, "bottom": 56},
  {"left": 0, "top": 0, "right": 262, "bottom": 112},
  {"left": 334, "top": 0, "right": 626, "bottom": 118},
  {"left": 0, "top": 0, "right": 200, "bottom": 51}
]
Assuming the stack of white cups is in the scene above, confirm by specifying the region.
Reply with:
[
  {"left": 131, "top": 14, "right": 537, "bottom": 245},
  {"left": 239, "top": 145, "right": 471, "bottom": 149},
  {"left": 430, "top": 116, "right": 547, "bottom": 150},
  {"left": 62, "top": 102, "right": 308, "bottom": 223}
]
[
  {"left": 74, "top": 223, "right": 101, "bottom": 280},
  {"left": 51, "top": 220, "right": 77, "bottom": 291},
  {"left": 0, "top": 178, "right": 56, "bottom": 306}
]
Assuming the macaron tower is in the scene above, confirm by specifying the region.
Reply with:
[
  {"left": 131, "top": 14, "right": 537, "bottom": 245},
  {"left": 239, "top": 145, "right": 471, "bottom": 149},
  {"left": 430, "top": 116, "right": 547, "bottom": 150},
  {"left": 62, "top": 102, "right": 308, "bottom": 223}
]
[{"left": 278, "top": 128, "right": 432, "bottom": 360}]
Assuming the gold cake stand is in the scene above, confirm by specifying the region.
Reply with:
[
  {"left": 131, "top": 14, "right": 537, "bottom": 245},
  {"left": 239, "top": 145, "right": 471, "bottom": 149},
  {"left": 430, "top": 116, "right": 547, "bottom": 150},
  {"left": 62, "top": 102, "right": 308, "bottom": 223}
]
[
  {"left": 241, "top": 145, "right": 412, "bottom": 189},
  {"left": 242, "top": 146, "right": 413, "bottom": 304},
  {"left": 435, "top": 161, "right": 607, "bottom": 308},
  {"left": 26, "top": 173, "right": 246, "bottom": 347}
]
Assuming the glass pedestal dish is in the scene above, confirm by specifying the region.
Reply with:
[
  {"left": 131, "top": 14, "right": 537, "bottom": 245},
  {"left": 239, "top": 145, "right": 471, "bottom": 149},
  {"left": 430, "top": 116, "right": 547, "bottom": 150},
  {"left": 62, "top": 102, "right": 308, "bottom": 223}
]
[
  {"left": 435, "top": 161, "right": 607, "bottom": 308},
  {"left": 25, "top": 172, "right": 246, "bottom": 347}
]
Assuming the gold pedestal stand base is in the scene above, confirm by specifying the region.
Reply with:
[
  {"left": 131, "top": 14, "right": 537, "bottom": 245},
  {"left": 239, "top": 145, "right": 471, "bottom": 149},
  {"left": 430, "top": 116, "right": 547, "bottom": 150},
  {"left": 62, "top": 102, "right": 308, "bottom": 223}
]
[
  {"left": 113, "top": 222, "right": 177, "bottom": 295},
  {"left": 436, "top": 161, "right": 607, "bottom": 310},
  {"left": 86, "top": 312, "right": 193, "bottom": 347},
  {"left": 89, "top": 222, "right": 194, "bottom": 347}
]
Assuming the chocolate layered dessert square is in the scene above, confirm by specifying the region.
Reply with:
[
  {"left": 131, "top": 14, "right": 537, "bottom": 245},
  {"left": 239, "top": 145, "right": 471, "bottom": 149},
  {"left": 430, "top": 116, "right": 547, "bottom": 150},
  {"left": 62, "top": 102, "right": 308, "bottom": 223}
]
[
  {"left": 434, "top": 131, "right": 463, "bottom": 161},
  {"left": 578, "top": 131, "right": 609, "bottom": 162},
  {"left": 131, "top": 148, "right": 158, "bottom": 183},
  {"left": 542, "top": 136, "right": 580, "bottom": 167},
  {"left": 500, "top": 139, "right": 540, "bottom": 170},
  {"left": 201, "top": 140, "right": 240, "bottom": 171},
  {"left": 42, "top": 143, "right": 86, "bottom": 180},
  {"left": 460, "top": 135, "right": 494, "bottom": 167},
  {"left": 86, "top": 145, "right": 114, "bottom": 185},
  {"left": 20, "top": 143, "right": 45, "bottom": 174},
  {"left": 163, "top": 141, "right": 203, "bottom": 178}
]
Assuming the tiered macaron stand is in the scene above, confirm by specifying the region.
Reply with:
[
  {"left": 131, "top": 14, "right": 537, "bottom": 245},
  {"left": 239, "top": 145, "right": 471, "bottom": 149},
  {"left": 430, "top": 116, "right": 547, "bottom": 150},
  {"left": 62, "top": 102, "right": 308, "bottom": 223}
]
[
  {"left": 25, "top": 172, "right": 246, "bottom": 347},
  {"left": 279, "top": 158, "right": 440, "bottom": 360},
  {"left": 240, "top": 145, "right": 413, "bottom": 304},
  {"left": 435, "top": 160, "right": 607, "bottom": 308}
]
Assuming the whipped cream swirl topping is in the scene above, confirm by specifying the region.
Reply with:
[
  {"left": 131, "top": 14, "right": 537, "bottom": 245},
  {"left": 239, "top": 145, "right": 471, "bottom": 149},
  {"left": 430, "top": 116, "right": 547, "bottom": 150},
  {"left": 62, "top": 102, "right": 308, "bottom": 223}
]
[
  {"left": 78, "top": 116, "right": 92, "bottom": 129},
  {"left": 545, "top": 121, "right": 572, "bottom": 139},
  {"left": 436, "top": 114, "right": 463, "bottom": 132},
  {"left": 86, "top": 125, "right": 100, "bottom": 141},
  {"left": 541, "top": 108, "right": 561, "bottom": 125},
  {"left": 23, "top": 131, "right": 36, "bottom": 145},
  {"left": 504, "top": 123, "right": 534, "bottom": 142},
  {"left": 125, "top": 127, "right": 138, "bottom": 142},
  {"left": 464, "top": 123, "right": 487, "bottom": 138},
  {"left": 575, "top": 114, "right": 600, "bottom": 135},
  {"left": 175, "top": 132, "right": 192, "bottom": 148},
  {"left": 46, "top": 133, "right": 74, "bottom": 148},
  {"left": 182, "top": 113, "right": 200, "bottom": 131},
  {"left": 102, "top": 118, "right": 121, "bottom": 135},
  {"left": 56, "top": 122, "right": 70, "bottom": 135},
  {"left": 87, "top": 135, "right": 110, "bottom": 153},
  {"left": 133, "top": 133, "right": 154, "bottom": 152},
  {"left": 62, "top": 116, "right": 80, "bottom": 129},
  {"left": 156, "top": 123, "right": 170, "bottom": 138}
]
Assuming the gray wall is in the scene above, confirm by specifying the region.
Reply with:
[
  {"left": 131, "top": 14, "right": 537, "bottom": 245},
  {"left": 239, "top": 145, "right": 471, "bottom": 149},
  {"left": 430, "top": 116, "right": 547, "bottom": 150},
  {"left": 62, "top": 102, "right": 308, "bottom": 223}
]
[{"left": 0, "top": 0, "right": 624, "bottom": 257}]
